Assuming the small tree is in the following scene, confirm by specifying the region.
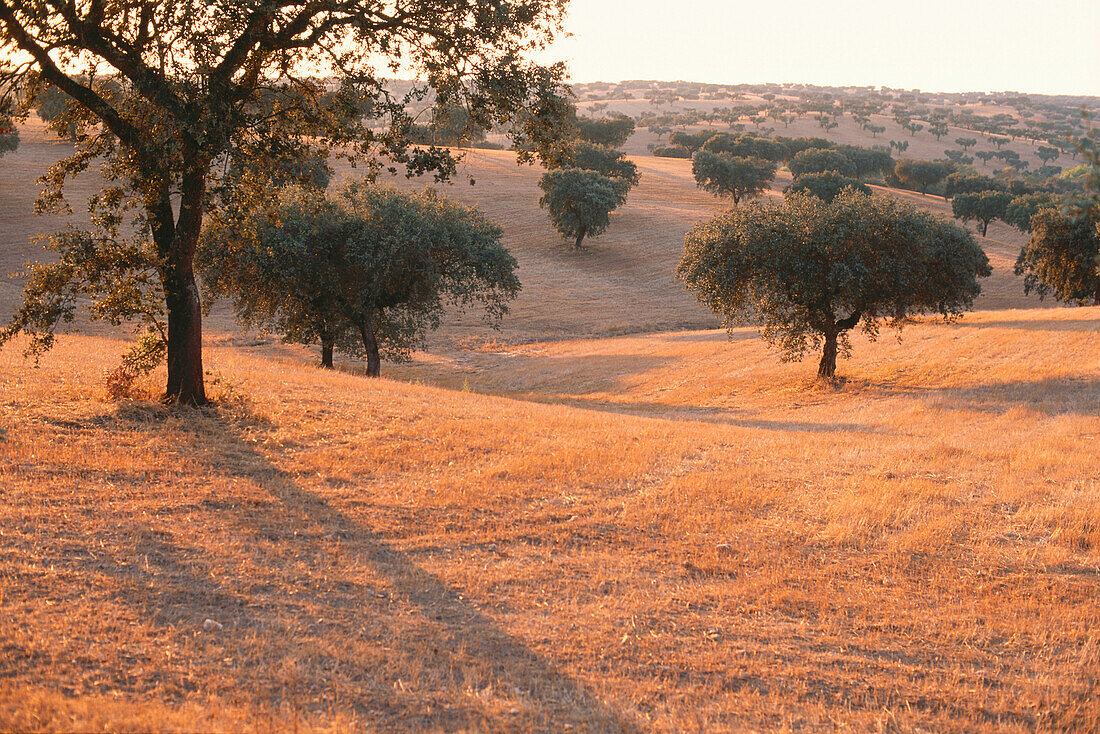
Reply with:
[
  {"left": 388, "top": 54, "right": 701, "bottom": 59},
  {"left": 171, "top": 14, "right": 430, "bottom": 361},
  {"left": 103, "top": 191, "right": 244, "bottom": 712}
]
[
  {"left": 788, "top": 148, "right": 856, "bottom": 177},
  {"left": 929, "top": 122, "right": 949, "bottom": 140},
  {"left": 668, "top": 130, "right": 714, "bottom": 156},
  {"left": 951, "top": 190, "right": 1012, "bottom": 236},
  {"left": 785, "top": 171, "right": 871, "bottom": 203},
  {"left": 561, "top": 141, "right": 640, "bottom": 189},
  {"left": 200, "top": 183, "right": 519, "bottom": 375},
  {"left": 1036, "top": 146, "right": 1060, "bottom": 166},
  {"left": 677, "top": 190, "right": 989, "bottom": 378},
  {"left": 1014, "top": 209, "right": 1100, "bottom": 305},
  {"left": 944, "top": 173, "right": 1006, "bottom": 199},
  {"left": 975, "top": 150, "right": 996, "bottom": 167},
  {"left": 894, "top": 159, "right": 952, "bottom": 194},
  {"left": 692, "top": 151, "right": 776, "bottom": 205},
  {"left": 956, "top": 137, "right": 978, "bottom": 151},
  {"left": 538, "top": 168, "right": 624, "bottom": 248}
]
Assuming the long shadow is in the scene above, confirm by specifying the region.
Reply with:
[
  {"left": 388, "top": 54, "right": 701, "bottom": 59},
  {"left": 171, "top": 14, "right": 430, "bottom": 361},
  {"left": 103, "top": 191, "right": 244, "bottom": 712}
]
[
  {"left": 947, "top": 317, "right": 1099, "bottom": 332},
  {"left": 67, "top": 405, "right": 642, "bottom": 732}
]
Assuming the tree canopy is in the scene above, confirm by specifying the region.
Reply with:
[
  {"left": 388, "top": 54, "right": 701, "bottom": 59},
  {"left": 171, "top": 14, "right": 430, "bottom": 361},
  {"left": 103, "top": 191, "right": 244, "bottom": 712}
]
[
  {"left": 575, "top": 114, "right": 635, "bottom": 148},
  {"left": 785, "top": 171, "right": 871, "bottom": 203},
  {"left": 1014, "top": 208, "right": 1100, "bottom": 305},
  {"left": 677, "top": 190, "right": 990, "bottom": 378},
  {"left": 691, "top": 151, "right": 776, "bottom": 205},
  {"left": 951, "top": 190, "right": 1012, "bottom": 236},
  {"left": 199, "top": 182, "right": 520, "bottom": 376},
  {"left": 538, "top": 168, "right": 624, "bottom": 248},
  {"left": 0, "top": 0, "right": 570, "bottom": 404},
  {"left": 788, "top": 148, "right": 856, "bottom": 178},
  {"left": 894, "top": 159, "right": 952, "bottom": 194}
]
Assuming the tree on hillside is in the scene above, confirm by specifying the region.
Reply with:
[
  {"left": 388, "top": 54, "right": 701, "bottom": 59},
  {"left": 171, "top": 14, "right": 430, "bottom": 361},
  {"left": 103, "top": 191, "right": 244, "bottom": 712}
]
[
  {"left": 785, "top": 171, "right": 871, "bottom": 203},
  {"left": 1014, "top": 208, "right": 1100, "bottom": 305},
  {"left": 0, "top": 0, "right": 568, "bottom": 404},
  {"left": 894, "top": 159, "right": 952, "bottom": 195},
  {"left": 975, "top": 150, "right": 996, "bottom": 167},
  {"left": 703, "top": 134, "right": 787, "bottom": 162},
  {"left": 576, "top": 114, "right": 635, "bottom": 148},
  {"left": 200, "top": 183, "right": 519, "bottom": 375},
  {"left": 956, "top": 137, "right": 978, "bottom": 151},
  {"left": 951, "top": 190, "right": 1012, "bottom": 236},
  {"left": 834, "top": 145, "right": 894, "bottom": 179},
  {"left": 889, "top": 139, "right": 909, "bottom": 156},
  {"left": 867, "top": 124, "right": 885, "bottom": 137},
  {"left": 1036, "top": 146, "right": 1060, "bottom": 167},
  {"left": 668, "top": 130, "right": 713, "bottom": 156},
  {"left": 929, "top": 122, "right": 948, "bottom": 141},
  {"left": 538, "top": 168, "right": 625, "bottom": 249},
  {"left": 677, "top": 190, "right": 990, "bottom": 378},
  {"left": 1003, "top": 192, "right": 1059, "bottom": 232},
  {"left": 788, "top": 148, "right": 856, "bottom": 178},
  {"left": 944, "top": 172, "right": 1007, "bottom": 199},
  {"left": 691, "top": 151, "right": 776, "bottom": 205}
]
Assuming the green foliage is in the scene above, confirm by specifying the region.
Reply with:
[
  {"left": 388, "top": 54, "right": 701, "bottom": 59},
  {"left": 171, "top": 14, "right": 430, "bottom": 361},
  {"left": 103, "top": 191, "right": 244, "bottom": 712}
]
[
  {"left": 667, "top": 131, "right": 714, "bottom": 156},
  {"left": 834, "top": 145, "right": 894, "bottom": 179},
  {"left": 1014, "top": 208, "right": 1099, "bottom": 305},
  {"left": 652, "top": 145, "right": 691, "bottom": 158},
  {"left": 199, "top": 183, "right": 519, "bottom": 374},
  {"left": 575, "top": 114, "right": 635, "bottom": 148},
  {"left": 538, "top": 168, "right": 625, "bottom": 248},
  {"left": 691, "top": 151, "right": 776, "bottom": 205},
  {"left": 951, "top": 190, "right": 1012, "bottom": 236},
  {"left": 785, "top": 171, "right": 871, "bottom": 203},
  {"left": 0, "top": 111, "right": 16, "bottom": 155},
  {"left": 703, "top": 134, "right": 787, "bottom": 162},
  {"left": 561, "top": 141, "right": 640, "bottom": 190},
  {"left": 677, "top": 190, "right": 990, "bottom": 378},
  {"left": 893, "top": 159, "right": 952, "bottom": 194},
  {"left": 788, "top": 148, "right": 856, "bottom": 178},
  {"left": 943, "top": 173, "right": 1007, "bottom": 199},
  {"left": 774, "top": 136, "right": 833, "bottom": 159},
  {"left": 1003, "top": 192, "right": 1060, "bottom": 232}
]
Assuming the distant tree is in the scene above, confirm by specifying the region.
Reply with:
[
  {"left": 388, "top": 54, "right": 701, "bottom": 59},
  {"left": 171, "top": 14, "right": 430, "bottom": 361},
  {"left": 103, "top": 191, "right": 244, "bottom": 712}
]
[
  {"left": 951, "top": 190, "right": 1012, "bottom": 236},
  {"left": 889, "top": 139, "right": 909, "bottom": 156},
  {"left": 1003, "top": 192, "right": 1059, "bottom": 232},
  {"left": 429, "top": 105, "right": 487, "bottom": 146},
  {"left": 788, "top": 148, "right": 856, "bottom": 177},
  {"left": 1036, "top": 146, "right": 1060, "bottom": 166},
  {"left": 678, "top": 190, "right": 990, "bottom": 378},
  {"left": 0, "top": 109, "right": 16, "bottom": 156},
  {"left": 576, "top": 114, "right": 635, "bottom": 148},
  {"left": 691, "top": 151, "right": 776, "bottom": 205},
  {"left": 668, "top": 130, "right": 713, "bottom": 156},
  {"left": 955, "top": 137, "right": 978, "bottom": 151},
  {"left": 929, "top": 122, "right": 949, "bottom": 140},
  {"left": 867, "top": 124, "right": 886, "bottom": 137},
  {"left": 538, "top": 168, "right": 625, "bottom": 248},
  {"left": 1014, "top": 208, "right": 1099, "bottom": 305},
  {"left": 784, "top": 171, "right": 871, "bottom": 203},
  {"left": 975, "top": 150, "right": 997, "bottom": 167},
  {"left": 944, "top": 173, "right": 1007, "bottom": 199},
  {"left": 647, "top": 124, "right": 671, "bottom": 143},
  {"left": 199, "top": 183, "right": 519, "bottom": 375},
  {"left": 834, "top": 145, "right": 894, "bottom": 179},
  {"left": 905, "top": 122, "right": 924, "bottom": 136},
  {"left": 703, "top": 134, "right": 787, "bottom": 162},
  {"left": 652, "top": 144, "right": 692, "bottom": 158},
  {"left": 991, "top": 136, "right": 1010, "bottom": 150},
  {"left": 894, "top": 159, "right": 952, "bottom": 194}
]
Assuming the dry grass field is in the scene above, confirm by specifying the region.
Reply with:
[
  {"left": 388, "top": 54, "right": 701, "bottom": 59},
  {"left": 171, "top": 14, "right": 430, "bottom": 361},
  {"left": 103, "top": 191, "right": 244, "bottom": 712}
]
[{"left": 1, "top": 107, "right": 1098, "bottom": 732}]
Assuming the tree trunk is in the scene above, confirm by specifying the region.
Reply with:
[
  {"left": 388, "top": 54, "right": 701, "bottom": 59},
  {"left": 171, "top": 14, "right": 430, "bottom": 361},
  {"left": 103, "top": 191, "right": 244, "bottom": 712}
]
[
  {"left": 1094, "top": 276, "right": 1100, "bottom": 306},
  {"left": 574, "top": 226, "right": 586, "bottom": 250},
  {"left": 818, "top": 331, "right": 839, "bottom": 379},
  {"left": 163, "top": 264, "right": 206, "bottom": 404},
  {"left": 979, "top": 220, "right": 989, "bottom": 237},
  {"left": 358, "top": 318, "right": 380, "bottom": 378},
  {"left": 320, "top": 339, "right": 334, "bottom": 369},
  {"left": 159, "top": 168, "right": 208, "bottom": 406}
]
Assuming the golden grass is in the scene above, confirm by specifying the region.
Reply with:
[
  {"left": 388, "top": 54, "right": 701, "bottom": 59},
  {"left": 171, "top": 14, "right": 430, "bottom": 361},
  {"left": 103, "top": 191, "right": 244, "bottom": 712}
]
[
  {"left": 0, "top": 104, "right": 1097, "bottom": 732},
  {"left": 1, "top": 307, "right": 1097, "bottom": 730}
]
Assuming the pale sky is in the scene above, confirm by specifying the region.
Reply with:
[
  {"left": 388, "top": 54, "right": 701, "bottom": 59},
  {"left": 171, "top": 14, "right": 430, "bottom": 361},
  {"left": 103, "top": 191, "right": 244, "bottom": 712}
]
[{"left": 537, "top": 0, "right": 1100, "bottom": 97}]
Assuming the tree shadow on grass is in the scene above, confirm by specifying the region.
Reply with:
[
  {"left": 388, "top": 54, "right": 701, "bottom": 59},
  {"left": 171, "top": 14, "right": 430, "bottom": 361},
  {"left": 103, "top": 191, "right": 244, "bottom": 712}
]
[{"left": 45, "top": 404, "right": 642, "bottom": 732}]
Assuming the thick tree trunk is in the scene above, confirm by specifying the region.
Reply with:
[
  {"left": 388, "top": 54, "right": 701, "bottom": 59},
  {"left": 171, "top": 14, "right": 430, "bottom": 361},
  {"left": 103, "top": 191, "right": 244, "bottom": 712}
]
[
  {"left": 160, "top": 166, "right": 209, "bottom": 405},
  {"left": 1094, "top": 276, "right": 1100, "bottom": 306},
  {"left": 320, "top": 339, "right": 334, "bottom": 369},
  {"left": 163, "top": 264, "right": 206, "bottom": 405},
  {"left": 574, "top": 226, "right": 586, "bottom": 250},
  {"left": 358, "top": 318, "right": 380, "bottom": 378},
  {"left": 818, "top": 331, "right": 839, "bottom": 379}
]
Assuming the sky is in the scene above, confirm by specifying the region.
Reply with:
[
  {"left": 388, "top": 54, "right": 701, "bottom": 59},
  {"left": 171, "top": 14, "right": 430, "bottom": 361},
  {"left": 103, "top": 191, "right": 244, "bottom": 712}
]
[{"left": 535, "top": 0, "right": 1100, "bottom": 97}]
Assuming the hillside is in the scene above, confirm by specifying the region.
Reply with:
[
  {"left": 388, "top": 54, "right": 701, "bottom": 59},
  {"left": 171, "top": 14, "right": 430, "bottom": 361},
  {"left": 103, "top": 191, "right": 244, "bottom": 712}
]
[{"left": 1, "top": 98, "right": 1099, "bottom": 731}]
